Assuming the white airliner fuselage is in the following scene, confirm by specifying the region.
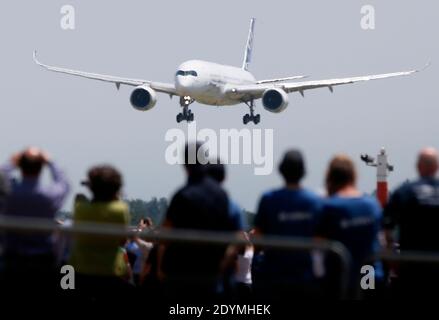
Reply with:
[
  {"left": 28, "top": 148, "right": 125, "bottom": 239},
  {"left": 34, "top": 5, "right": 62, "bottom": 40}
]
[
  {"left": 33, "top": 18, "right": 424, "bottom": 124},
  {"left": 175, "top": 60, "right": 255, "bottom": 106}
]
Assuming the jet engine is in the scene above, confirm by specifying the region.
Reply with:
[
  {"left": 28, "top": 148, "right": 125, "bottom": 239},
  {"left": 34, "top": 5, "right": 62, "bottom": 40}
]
[
  {"left": 262, "top": 88, "right": 289, "bottom": 113},
  {"left": 130, "top": 85, "right": 157, "bottom": 111}
]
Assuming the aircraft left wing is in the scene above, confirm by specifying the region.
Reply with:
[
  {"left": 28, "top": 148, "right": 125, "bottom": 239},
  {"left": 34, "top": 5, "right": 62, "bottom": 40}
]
[
  {"left": 33, "top": 51, "right": 178, "bottom": 95},
  {"left": 226, "top": 64, "right": 428, "bottom": 100}
]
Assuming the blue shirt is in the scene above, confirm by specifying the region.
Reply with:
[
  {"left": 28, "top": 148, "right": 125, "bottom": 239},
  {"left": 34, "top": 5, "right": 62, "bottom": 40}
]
[
  {"left": 1, "top": 162, "right": 70, "bottom": 256},
  {"left": 229, "top": 199, "right": 245, "bottom": 231},
  {"left": 317, "top": 195, "right": 383, "bottom": 283},
  {"left": 254, "top": 188, "right": 322, "bottom": 282}
]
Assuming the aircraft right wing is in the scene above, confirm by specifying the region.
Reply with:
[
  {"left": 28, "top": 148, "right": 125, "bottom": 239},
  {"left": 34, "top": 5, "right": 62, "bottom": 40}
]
[
  {"left": 256, "top": 75, "right": 308, "bottom": 84},
  {"left": 226, "top": 64, "right": 429, "bottom": 101},
  {"left": 33, "top": 50, "right": 178, "bottom": 95}
]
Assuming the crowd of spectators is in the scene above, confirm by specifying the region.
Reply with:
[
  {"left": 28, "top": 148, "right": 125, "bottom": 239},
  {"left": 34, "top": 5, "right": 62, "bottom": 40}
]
[{"left": 0, "top": 144, "right": 438, "bottom": 301}]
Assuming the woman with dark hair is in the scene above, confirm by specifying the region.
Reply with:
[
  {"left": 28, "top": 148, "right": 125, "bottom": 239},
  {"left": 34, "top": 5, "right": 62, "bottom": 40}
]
[{"left": 70, "top": 165, "right": 132, "bottom": 301}]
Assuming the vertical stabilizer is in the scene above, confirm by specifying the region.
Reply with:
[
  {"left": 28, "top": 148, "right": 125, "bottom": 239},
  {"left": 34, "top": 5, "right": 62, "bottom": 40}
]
[{"left": 242, "top": 18, "right": 255, "bottom": 71}]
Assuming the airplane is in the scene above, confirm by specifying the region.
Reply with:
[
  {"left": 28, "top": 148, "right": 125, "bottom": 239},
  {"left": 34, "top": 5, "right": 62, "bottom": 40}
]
[{"left": 33, "top": 18, "right": 426, "bottom": 125}]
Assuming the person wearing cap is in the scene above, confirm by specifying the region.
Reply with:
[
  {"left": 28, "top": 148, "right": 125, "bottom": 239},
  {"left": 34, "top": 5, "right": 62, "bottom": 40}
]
[
  {"left": 384, "top": 147, "right": 439, "bottom": 296},
  {"left": 0, "top": 147, "right": 70, "bottom": 293},
  {"left": 69, "top": 165, "right": 131, "bottom": 299},
  {"left": 252, "top": 149, "right": 322, "bottom": 300}
]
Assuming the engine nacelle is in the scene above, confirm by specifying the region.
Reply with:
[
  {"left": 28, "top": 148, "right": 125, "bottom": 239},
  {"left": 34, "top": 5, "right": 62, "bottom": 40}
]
[
  {"left": 262, "top": 88, "right": 289, "bottom": 113},
  {"left": 130, "top": 85, "right": 157, "bottom": 111}
]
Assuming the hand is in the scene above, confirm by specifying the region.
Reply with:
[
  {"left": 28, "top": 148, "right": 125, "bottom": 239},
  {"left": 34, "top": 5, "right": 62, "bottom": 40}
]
[
  {"left": 25, "top": 147, "right": 51, "bottom": 164},
  {"left": 40, "top": 151, "right": 51, "bottom": 164},
  {"left": 10, "top": 152, "right": 22, "bottom": 166}
]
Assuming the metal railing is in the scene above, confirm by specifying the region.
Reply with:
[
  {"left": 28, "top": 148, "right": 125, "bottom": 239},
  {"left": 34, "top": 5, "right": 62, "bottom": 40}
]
[
  {"left": 4, "top": 215, "right": 439, "bottom": 299},
  {"left": 379, "top": 250, "right": 439, "bottom": 264},
  {"left": 0, "top": 215, "right": 352, "bottom": 299}
]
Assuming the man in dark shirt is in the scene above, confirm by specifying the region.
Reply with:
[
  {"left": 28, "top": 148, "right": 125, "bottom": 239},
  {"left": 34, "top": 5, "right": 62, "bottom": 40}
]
[
  {"left": 384, "top": 147, "right": 439, "bottom": 295},
  {"left": 0, "top": 171, "right": 8, "bottom": 214},
  {"left": 253, "top": 150, "right": 322, "bottom": 299},
  {"left": 1, "top": 148, "right": 70, "bottom": 255},
  {"left": 159, "top": 143, "right": 242, "bottom": 301}
]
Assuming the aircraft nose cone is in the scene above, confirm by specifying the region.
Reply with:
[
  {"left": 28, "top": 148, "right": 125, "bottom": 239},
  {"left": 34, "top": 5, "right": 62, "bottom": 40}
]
[{"left": 176, "top": 76, "right": 193, "bottom": 94}]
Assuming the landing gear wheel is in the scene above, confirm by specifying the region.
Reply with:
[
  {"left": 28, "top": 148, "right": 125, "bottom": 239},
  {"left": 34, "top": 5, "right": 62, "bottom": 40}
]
[
  {"left": 176, "top": 96, "right": 195, "bottom": 123},
  {"left": 254, "top": 114, "right": 261, "bottom": 124},
  {"left": 243, "top": 100, "right": 261, "bottom": 125}
]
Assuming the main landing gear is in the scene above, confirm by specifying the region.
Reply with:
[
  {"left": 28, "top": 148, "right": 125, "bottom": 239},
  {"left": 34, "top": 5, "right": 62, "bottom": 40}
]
[
  {"left": 176, "top": 96, "right": 194, "bottom": 123},
  {"left": 243, "top": 100, "right": 260, "bottom": 125}
]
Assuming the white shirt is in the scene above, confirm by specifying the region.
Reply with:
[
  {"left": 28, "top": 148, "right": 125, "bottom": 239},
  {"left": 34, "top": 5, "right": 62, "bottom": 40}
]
[{"left": 235, "top": 247, "right": 253, "bottom": 284}]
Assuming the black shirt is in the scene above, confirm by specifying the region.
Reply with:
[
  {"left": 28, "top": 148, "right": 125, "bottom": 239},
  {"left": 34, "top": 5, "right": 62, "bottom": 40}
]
[
  {"left": 162, "top": 175, "right": 240, "bottom": 278},
  {"left": 0, "top": 172, "right": 8, "bottom": 214},
  {"left": 384, "top": 177, "right": 439, "bottom": 252}
]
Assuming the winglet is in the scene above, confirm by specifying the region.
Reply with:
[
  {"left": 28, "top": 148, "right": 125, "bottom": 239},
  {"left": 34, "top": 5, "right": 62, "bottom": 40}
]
[
  {"left": 399, "top": 61, "right": 431, "bottom": 76},
  {"left": 33, "top": 50, "right": 43, "bottom": 66},
  {"left": 420, "top": 61, "right": 431, "bottom": 72},
  {"left": 411, "top": 61, "right": 431, "bottom": 74}
]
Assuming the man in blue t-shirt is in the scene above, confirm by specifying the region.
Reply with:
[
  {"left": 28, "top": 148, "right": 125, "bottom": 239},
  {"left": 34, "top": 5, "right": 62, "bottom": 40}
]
[
  {"left": 253, "top": 149, "right": 322, "bottom": 299},
  {"left": 316, "top": 155, "right": 383, "bottom": 299}
]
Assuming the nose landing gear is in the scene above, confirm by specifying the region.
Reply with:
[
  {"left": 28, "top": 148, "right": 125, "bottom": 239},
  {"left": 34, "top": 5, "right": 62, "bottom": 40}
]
[
  {"left": 243, "top": 100, "right": 260, "bottom": 125},
  {"left": 177, "top": 96, "right": 195, "bottom": 123}
]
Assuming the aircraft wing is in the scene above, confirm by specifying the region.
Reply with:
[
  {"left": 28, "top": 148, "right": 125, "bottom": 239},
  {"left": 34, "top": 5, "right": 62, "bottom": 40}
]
[
  {"left": 226, "top": 64, "right": 428, "bottom": 100},
  {"left": 33, "top": 51, "right": 178, "bottom": 95},
  {"left": 256, "top": 75, "right": 308, "bottom": 84}
]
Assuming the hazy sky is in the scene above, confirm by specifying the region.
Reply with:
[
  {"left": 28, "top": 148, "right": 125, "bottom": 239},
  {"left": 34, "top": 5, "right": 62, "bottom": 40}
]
[{"left": 0, "top": 1, "right": 437, "bottom": 212}]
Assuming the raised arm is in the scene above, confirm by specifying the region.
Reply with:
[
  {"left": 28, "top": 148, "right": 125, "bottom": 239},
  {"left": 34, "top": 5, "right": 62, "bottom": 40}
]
[{"left": 46, "top": 161, "right": 70, "bottom": 210}]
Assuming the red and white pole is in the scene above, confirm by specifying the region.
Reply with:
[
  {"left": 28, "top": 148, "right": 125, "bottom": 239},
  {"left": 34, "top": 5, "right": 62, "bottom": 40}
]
[
  {"left": 376, "top": 148, "right": 390, "bottom": 207},
  {"left": 360, "top": 148, "right": 393, "bottom": 208}
]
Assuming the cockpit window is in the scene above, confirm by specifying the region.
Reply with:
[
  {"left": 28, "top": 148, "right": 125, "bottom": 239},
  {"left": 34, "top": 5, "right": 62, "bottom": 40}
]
[{"left": 176, "top": 70, "right": 198, "bottom": 77}]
